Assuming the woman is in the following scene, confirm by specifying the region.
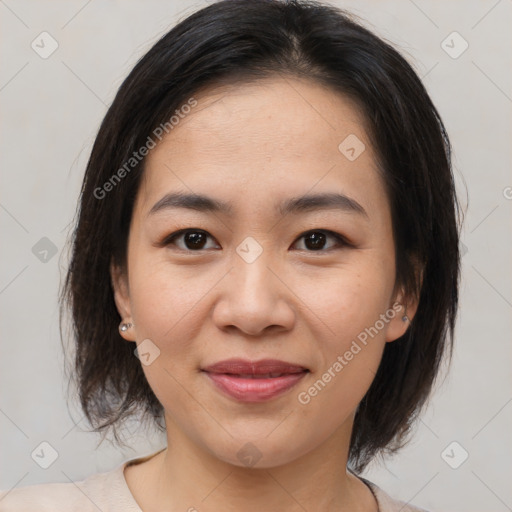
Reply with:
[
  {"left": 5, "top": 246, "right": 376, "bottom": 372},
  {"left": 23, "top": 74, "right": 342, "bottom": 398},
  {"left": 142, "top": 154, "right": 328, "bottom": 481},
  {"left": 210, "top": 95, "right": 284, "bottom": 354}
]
[{"left": 0, "top": 0, "right": 461, "bottom": 510}]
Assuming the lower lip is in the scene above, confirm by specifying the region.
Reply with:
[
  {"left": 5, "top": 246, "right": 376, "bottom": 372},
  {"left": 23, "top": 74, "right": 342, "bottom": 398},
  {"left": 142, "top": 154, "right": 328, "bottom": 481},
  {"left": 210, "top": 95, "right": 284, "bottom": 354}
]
[{"left": 204, "top": 372, "right": 308, "bottom": 402}]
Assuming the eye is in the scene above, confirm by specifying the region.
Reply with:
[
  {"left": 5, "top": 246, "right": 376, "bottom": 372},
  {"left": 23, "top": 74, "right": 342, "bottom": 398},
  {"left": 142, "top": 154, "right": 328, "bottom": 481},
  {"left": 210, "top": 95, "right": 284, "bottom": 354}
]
[
  {"left": 160, "top": 228, "right": 350, "bottom": 252},
  {"left": 162, "top": 229, "right": 219, "bottom": 251},
  {"left": 292, "top": 229, "right": 349, "bottom": 252}
]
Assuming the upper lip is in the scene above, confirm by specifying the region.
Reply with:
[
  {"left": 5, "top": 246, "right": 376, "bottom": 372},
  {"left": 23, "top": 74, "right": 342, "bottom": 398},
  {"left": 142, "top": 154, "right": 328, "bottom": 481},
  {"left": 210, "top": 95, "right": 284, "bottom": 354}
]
[{"left": 202, "top": 358, "right": 309, "bottom": 375}]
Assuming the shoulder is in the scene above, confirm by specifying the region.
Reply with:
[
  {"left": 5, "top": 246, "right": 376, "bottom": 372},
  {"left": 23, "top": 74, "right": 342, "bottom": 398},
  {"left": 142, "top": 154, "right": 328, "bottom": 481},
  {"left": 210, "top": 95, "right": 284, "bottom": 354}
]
[
  {"left": 0, "top": 462, "right": 141, "bottom": 512},
  {"left": 0, "top": 479, "right": 97, "bottom": 512},
  {"left": 361, "top": 477, "right": 430, "bottom": 512}
]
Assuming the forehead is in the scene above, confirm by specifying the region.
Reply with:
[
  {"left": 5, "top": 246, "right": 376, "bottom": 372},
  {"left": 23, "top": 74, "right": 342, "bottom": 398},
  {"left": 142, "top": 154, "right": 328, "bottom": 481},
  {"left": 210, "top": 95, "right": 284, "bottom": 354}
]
[
  {"left": 157, "top": 77, "right": 369, "bottom": 160},
  {"left": 136, "top": 76, "right": 387, "bottom": 221}
]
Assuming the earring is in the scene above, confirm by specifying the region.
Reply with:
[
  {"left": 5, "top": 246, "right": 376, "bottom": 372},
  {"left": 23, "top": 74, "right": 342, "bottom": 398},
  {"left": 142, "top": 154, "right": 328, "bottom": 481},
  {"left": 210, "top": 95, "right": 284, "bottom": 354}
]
[
  {"left": 119, "top": 322, "right": 133, "bottom": 332},
  {"left": 399, "top": 303, "right": 408, "bottom": 322}
]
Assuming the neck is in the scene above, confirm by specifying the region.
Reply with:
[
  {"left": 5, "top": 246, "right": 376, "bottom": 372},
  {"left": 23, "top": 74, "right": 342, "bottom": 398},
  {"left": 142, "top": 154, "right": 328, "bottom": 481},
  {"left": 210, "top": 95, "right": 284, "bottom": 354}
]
[{"left": 128, "top": 413, "right": 377, "bottom": 512}]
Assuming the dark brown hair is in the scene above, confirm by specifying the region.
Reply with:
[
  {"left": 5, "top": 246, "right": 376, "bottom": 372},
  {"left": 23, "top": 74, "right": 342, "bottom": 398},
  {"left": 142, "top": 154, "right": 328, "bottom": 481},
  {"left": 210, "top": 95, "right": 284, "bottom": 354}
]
[{"left": 60, "top": 0, "right": 463, "bottom": 472}]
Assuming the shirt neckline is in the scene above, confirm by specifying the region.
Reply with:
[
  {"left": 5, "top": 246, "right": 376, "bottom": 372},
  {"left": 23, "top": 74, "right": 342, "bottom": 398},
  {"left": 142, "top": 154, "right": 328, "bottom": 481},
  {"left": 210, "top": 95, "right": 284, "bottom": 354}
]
[{"left": 113, "top": 448, "right": 165, "bottom": 511}]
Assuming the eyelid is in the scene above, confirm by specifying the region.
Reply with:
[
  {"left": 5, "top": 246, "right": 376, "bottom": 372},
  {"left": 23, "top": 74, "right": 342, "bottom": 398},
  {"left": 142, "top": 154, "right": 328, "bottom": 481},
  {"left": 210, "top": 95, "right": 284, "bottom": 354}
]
[
  {"left": 158, "top": 228, "right": 352, "bottom": 252},
  {"left": 158, "top": 228, "right": 220, "bottom": 250},
  {"left": 294, "top": 229, "right": 352, "bottom": 250}
]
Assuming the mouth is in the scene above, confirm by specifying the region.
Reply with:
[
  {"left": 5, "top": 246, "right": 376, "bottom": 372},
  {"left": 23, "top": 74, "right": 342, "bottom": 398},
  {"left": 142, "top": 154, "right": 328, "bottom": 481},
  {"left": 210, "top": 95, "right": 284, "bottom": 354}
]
[{"left": 201, "top": 358, "right": 309, "bottom": 402}]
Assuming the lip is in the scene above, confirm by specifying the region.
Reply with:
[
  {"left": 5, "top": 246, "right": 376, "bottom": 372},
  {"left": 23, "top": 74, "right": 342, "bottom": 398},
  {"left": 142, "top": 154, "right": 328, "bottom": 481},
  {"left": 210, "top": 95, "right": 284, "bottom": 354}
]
[{"left": 202, "top": 358, "right": 309, "bottom": 402}]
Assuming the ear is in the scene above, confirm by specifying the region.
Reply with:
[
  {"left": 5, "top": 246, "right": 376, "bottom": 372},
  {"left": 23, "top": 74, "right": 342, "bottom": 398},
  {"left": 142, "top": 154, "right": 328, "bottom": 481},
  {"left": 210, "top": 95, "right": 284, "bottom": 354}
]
[
  {"left": 384, "top": 287, "right": 419, "bottom": 343},
  {"left": 385, "top": 261, "right": 424, "bottom": 342},
  {"left": 110, "top": 259, "right": 136, "bottom": 342}
]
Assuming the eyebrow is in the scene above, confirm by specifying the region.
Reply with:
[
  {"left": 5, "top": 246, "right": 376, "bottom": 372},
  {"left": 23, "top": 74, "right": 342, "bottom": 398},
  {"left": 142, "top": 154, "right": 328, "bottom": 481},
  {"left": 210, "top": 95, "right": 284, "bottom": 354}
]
[{"left": 147, "top": 191, "right": 368, "bottom": 219}]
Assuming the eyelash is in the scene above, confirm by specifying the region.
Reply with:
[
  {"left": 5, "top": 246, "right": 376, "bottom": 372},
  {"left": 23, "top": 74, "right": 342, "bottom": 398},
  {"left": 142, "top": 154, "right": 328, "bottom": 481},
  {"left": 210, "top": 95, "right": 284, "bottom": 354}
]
[{"left": 160, "top": 228, "right": 351, "bottom": 253}]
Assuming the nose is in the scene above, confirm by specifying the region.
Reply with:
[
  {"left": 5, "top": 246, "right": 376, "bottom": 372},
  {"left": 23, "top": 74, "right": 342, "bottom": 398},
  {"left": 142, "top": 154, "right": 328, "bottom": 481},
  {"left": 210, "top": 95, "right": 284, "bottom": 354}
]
[{"left": 212, "top": 253, "right": 296, "bottom": 337}]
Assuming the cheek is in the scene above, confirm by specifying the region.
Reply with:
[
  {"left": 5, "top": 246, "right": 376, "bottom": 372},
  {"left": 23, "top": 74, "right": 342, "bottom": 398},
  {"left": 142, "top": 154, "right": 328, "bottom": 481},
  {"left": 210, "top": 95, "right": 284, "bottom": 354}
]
[
  {"left": 127, "top": 261, "right": 211, "bottom": 419},
  {"left": 298, "top": 261, "right": 393, "bottom": 403},
  {"left": 294, "top": 275, "right": 390, "bottom": 427},
  {"left": 314, "top": 262, "right": 395, "bottom": 395},
  {"left": 129, "top": 258, "right": 213, "bottom": 343},
  {"left": 309, "top": 264, "right": 393, "bottom": 342}
]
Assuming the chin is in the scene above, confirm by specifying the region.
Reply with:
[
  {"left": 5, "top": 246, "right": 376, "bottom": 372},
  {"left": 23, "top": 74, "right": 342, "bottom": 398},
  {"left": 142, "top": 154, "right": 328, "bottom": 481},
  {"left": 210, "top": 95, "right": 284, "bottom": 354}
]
[{"left": 203, "top": 431, "right": 314, "bottom": 470}]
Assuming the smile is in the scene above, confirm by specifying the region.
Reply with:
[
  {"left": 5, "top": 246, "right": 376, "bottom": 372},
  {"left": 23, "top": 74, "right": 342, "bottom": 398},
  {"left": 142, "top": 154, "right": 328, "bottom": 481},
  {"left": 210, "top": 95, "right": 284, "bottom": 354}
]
[
  {"left": 201, "top": 358, "right": 309, "bottom": 402},
  {"left": 203, "top": 372, "right": 308, "bottom": 402}
]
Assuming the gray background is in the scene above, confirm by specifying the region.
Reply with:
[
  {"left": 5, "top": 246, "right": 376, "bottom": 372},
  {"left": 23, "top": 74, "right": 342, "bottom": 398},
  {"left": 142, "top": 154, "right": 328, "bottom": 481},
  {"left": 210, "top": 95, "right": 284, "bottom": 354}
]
[{"left": 1, "top": 1, "right": 511, "bottom": 511}]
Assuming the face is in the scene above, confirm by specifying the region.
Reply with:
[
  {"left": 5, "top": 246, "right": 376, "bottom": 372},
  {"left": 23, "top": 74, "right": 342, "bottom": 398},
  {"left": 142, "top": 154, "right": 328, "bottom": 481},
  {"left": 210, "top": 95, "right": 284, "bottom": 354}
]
[{"left": 112, "top": 76, "right": 414, "bottom": 468}]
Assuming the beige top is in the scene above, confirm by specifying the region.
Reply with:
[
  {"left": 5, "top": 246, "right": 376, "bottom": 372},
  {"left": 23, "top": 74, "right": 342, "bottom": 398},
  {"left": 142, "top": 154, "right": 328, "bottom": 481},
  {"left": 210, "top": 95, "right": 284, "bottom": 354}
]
[{"left": 0, "top": 451, "right": 428, "bottom": 511}]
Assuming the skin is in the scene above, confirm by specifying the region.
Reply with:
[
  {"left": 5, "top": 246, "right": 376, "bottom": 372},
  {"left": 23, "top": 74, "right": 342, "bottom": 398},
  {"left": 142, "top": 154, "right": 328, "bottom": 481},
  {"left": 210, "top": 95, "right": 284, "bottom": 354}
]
[{"left": 111, "top": 76, "right": 418, "bottom": 512}]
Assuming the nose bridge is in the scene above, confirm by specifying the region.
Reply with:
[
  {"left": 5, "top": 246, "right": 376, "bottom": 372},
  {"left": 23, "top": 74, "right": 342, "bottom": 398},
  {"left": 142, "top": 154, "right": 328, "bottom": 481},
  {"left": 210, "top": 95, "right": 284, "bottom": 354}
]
[
  {"left": 232, "top": 239, "right": 277, "bottom": 306},
  {"left": 212, "top": 237, "right": 295, "bottom": 335}
]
